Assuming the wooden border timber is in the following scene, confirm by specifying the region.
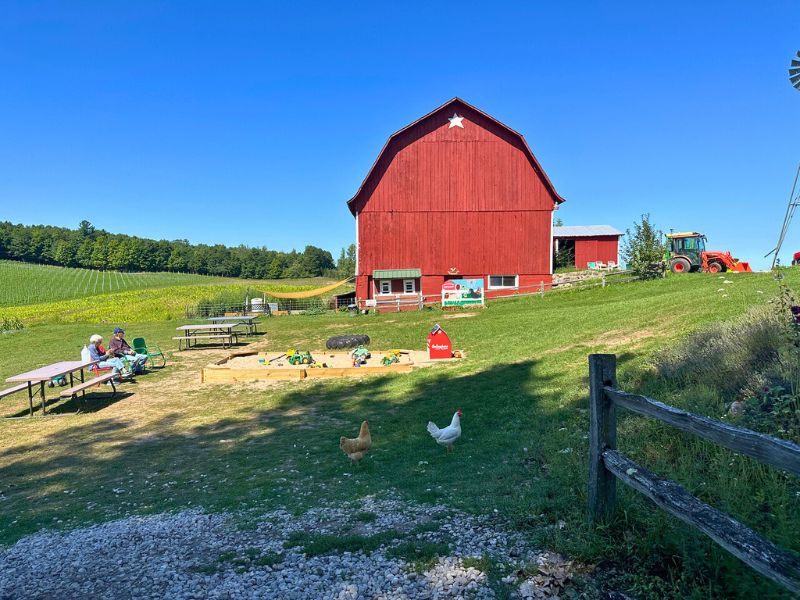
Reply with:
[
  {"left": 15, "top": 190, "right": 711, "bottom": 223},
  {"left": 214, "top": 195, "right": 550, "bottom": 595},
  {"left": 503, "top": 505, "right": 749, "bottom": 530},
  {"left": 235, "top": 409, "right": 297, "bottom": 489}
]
[
  {"left": 201, "top": 351, "right": 416, "bottom": 383},
  {"left": 588, "top": 354, "right": 800, "bottom": 594}
]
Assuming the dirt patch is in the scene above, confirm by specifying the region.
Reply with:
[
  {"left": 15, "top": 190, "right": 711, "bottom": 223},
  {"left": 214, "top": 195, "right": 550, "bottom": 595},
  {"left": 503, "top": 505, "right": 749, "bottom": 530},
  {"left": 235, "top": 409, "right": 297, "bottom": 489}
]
[
  {"left": 443, "top": 312, "right": 478, "bottom": 319},
  {"left": 551, "top": 328, "right": 658, "bottom": 354}
]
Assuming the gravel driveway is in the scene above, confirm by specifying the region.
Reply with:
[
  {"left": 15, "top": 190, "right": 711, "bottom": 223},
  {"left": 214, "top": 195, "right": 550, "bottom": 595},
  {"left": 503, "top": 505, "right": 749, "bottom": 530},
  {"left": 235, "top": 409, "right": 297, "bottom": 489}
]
[{"left": 0, "top": 495, "right": 578, "bottom": 599}]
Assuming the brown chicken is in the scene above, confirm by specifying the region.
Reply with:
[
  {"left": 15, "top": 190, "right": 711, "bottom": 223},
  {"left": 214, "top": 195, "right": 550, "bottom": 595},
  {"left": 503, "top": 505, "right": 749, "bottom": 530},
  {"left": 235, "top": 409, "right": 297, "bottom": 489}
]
[{"left": 339, "top": 420, "right": 372, "bottom": 463}]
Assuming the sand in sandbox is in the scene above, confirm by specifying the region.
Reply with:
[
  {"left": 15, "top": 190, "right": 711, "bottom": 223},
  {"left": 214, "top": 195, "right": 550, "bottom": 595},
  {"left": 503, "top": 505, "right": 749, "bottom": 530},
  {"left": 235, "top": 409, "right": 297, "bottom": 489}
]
[{"left": 225, "top": 350, "right": 429, "bottom": 369}]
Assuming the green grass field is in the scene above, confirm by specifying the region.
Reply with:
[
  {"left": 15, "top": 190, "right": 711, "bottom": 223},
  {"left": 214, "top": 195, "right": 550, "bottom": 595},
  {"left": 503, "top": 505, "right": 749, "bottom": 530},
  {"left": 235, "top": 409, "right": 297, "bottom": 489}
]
[
  {"left": 0, "top": 260, "right": 343, "bottom": 324},
  {"left": 0, "top": 260, "right": 226, "bottom": 306},
  {"left": 0, "top": 260, "right": 335, "bottom": 308},
  {"left": 0, "top": 271, "right": 797, "bottom": 598}
]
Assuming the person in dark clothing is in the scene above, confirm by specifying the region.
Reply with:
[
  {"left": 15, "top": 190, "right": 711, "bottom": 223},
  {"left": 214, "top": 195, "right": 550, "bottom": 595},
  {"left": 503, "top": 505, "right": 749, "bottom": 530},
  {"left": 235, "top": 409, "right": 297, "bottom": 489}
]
[{"left": 109, "top": 327, "right": 147, "bottom": 374}]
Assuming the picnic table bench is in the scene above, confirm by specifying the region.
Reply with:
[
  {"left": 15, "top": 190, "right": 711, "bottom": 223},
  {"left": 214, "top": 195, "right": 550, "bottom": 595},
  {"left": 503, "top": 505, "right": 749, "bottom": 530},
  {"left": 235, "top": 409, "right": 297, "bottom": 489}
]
[
  {"left": 174, "top": 324, "right": 241, "bottom": 350},
  {"left": 0, "top": 383, "right": 32, "bottom": 400},
  {"left": 59, "top": 372, "right": 117, "bottom": 400}
]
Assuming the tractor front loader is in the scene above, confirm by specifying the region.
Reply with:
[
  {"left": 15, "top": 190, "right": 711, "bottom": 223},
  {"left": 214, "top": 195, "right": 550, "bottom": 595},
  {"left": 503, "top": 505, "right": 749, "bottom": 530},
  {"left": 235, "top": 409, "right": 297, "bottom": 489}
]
[{"left": 665, "top": 232, "right": 752, "bottom": 274}]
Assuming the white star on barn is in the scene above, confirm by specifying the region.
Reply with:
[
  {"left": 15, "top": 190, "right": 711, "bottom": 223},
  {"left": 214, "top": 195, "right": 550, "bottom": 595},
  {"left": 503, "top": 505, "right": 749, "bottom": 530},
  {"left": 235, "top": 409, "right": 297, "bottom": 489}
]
[{"left": 448, "top": 113, "right": 464, "bottom": 128}]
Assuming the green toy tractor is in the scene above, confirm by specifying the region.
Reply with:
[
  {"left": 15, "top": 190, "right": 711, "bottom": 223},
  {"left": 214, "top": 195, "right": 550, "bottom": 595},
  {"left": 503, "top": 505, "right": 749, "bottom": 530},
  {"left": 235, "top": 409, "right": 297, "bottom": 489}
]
[{"left": 287, "top": 349, "right": 314, "bottom": 365}]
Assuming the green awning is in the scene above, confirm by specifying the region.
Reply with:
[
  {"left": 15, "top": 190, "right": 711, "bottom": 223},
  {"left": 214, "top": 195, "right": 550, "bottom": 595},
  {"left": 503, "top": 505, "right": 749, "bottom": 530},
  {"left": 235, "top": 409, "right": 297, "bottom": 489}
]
[{"left": 373, "top": 268, "right": 421, "bottom": 279}]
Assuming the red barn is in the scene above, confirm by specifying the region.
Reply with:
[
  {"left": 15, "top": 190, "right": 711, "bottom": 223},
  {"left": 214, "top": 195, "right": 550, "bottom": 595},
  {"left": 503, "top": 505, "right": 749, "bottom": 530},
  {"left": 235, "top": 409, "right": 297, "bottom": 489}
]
[
  {"left": 552, "top": 225, "right": 623, "bottom": 269},
  {"left": 347, "top": 98, "right": 565, "bottom": 308}
]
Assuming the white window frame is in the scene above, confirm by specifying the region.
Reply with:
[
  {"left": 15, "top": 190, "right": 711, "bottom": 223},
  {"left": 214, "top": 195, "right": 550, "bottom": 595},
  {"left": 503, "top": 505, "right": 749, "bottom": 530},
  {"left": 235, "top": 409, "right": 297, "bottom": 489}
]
[
  {"left": 488, "top": 275, "right": 518, "bottom": 289},
  {"left": 403, "top": 279, "right": 416, "bottom": 294},
  {"left": 377, "top": 280, "right": 392, "bottom": 295}
]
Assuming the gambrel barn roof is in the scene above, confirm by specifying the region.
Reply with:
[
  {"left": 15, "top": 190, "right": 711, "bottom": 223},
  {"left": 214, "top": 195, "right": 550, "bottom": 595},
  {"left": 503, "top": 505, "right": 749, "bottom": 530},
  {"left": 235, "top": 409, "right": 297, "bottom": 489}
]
[{"left": 347, "top": 97, "right": 565, "bottom": 215}]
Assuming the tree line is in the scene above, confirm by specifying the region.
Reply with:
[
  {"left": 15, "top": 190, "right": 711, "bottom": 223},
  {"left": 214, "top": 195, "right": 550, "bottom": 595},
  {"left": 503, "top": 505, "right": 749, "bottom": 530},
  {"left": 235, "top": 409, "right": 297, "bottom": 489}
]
[{"left": 0, "top": 221, "right": 356, "bottom": 280}]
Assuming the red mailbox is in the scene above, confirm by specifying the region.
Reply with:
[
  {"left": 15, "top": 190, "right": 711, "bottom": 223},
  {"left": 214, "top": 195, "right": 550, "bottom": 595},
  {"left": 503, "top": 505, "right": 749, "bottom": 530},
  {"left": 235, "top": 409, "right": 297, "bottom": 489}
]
[{"left": 427, "top": 324, "right": 452, "bottom": 359}]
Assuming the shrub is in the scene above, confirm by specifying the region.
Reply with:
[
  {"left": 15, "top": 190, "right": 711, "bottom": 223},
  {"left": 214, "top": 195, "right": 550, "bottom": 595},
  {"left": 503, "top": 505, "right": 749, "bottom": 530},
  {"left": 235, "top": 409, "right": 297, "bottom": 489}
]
[
  {"left": 654, "top": 285, "right": 800, "bottom": 441},
  {"left": 0, "top": 316, "right": 24, "bottom": 332},
  {"left": 622, "top": 214, "right": 665, "bottom": 279},
  {"left": 655, "top": 305, "right": 784, "bottom": 398},
  {"left": 740, "top": 385, "right": 800, "bottom": 443}
]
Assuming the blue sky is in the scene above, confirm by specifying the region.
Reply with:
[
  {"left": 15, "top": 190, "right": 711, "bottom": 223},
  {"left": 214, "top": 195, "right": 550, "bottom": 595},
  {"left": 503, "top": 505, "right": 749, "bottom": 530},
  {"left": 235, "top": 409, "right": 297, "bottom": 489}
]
[{"left": 1, "top": 1, "right": 798, "bottom": 269}]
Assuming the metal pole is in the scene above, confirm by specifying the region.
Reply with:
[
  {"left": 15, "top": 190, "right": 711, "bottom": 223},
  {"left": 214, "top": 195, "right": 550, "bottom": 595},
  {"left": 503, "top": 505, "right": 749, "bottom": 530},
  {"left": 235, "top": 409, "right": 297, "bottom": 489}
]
[{"left": 767, "top": 162, "right": 800, "bottom": 269}]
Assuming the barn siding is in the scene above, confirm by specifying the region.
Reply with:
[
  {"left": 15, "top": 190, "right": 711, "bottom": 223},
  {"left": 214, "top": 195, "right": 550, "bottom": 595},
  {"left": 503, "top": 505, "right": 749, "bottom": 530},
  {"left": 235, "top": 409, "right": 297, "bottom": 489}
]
[
  {"left": 573, "top": 236, "right": 620, "bottom": 268},
  {"left": 358, "top": 211, "right": 551, "bottom": 276}
]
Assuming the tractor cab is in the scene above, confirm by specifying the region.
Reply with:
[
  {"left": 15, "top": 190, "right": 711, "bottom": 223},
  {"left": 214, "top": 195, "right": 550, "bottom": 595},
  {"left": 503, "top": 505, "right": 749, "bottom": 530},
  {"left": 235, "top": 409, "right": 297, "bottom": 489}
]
[{"left": 665, "top": 232, "right": 706, "bottom": 273}]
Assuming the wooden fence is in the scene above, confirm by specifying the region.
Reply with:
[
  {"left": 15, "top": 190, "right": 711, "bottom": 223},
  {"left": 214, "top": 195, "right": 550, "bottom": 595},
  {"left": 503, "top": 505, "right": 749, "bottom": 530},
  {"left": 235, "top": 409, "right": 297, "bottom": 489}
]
[{"left": 588, "top": 354, "right": 800, "bottom": 594}]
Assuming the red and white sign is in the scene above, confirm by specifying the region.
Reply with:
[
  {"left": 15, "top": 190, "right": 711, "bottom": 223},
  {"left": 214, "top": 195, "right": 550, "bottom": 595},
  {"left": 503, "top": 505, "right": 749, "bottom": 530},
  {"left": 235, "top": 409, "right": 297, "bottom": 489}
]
[{"left": 427, "top": 324, "right": 452, "bottom": 359}]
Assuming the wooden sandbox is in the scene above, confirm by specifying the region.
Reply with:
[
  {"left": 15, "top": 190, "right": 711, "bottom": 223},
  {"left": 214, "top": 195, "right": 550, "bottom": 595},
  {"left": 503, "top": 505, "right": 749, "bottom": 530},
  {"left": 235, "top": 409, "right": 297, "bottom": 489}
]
[{"left": 201, "top": 349, "right": 448, "bottom": 383}]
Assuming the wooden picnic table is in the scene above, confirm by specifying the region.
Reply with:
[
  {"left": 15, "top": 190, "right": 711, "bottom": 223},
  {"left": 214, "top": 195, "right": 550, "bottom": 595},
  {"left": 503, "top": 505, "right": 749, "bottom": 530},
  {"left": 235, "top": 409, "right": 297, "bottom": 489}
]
[
  {"left": 206, "top": 315, "right": 260, "bottom": 335},
  {"left": 174, "top": 323, "right": 241, "bottom": 350},
  {"left": 5, "top": 359, "right": 100, "bottom": 417}
]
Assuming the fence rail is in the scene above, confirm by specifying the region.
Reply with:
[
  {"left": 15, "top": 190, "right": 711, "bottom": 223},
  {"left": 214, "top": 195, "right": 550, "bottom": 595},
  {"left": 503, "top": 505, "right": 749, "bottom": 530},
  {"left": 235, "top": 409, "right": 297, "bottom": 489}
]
[
  {"left": 370, "top": 270, "right": 640, "bottom": 312},
  {"left": 184, "top": 296, "right": 355, "bottom": 318},
  {"left": 588, "top": 354, "right": 800, "bottom": 594},
  {"left": 183, "top": 270, "right": 640, "bottom": 317}
]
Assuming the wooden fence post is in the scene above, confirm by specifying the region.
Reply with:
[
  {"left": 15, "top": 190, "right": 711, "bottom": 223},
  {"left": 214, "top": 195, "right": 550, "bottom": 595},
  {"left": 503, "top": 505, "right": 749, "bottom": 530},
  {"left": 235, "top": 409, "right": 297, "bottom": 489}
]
[
  {"left": 540, "top": 281, "right": 545, "bottom": 298},
  {"left": 601, "top": 273, "right": 606, "bottom": 288},
  {"left": 588, "top": 354, "right": 618, "bottom": 522}
]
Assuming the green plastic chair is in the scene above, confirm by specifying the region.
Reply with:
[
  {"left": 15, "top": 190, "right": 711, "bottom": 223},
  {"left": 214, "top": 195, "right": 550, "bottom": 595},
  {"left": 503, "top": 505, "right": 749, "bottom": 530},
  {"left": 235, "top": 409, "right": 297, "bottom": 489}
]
[{"left": 132, "top": 337, "right": 167, "bottom": 368}]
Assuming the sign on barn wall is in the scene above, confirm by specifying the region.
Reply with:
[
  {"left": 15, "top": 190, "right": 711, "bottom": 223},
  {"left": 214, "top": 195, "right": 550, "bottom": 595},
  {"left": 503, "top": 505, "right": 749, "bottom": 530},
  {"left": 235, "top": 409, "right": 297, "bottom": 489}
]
[{"left": 441, "top": 279, "right": 484, "bottom": 307}]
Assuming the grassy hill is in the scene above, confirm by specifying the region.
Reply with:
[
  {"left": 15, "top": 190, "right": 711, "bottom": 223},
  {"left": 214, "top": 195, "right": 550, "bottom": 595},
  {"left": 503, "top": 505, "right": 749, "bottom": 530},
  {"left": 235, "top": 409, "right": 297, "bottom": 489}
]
[
  {"left": 0, "top": 260, "right": 346, "bottom": 323},
  {"left": 0, "top": 270, "right": 797, "bottom": 598}
]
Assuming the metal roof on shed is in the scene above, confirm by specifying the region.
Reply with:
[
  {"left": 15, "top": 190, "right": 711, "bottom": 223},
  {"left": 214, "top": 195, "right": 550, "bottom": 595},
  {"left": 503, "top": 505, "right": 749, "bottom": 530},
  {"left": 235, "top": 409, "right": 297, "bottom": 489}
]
[
  {"left": 373, "top": 268, "right": 422, "bottom": 279},
  {"left": 552, "top": 225, "right": 623, "bottom": 238}
]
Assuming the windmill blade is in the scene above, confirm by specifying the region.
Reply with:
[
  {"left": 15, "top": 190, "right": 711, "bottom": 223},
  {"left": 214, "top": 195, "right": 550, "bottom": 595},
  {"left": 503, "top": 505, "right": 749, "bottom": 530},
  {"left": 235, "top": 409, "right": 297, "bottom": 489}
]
[{"left": 790, "top": 51, "right": 800, "bottom": 90}]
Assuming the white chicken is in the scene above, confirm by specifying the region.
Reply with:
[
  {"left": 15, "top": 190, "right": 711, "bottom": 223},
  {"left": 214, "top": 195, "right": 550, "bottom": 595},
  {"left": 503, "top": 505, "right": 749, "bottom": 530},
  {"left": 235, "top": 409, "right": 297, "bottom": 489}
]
[{"left": 426, "top": 409, "right": 463, "bottom": 451}]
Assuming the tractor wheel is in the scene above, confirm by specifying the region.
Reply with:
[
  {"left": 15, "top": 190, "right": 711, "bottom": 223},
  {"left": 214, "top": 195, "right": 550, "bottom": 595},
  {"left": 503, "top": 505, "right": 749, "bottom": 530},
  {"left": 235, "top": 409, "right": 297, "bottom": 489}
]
[
  {"left": 326, "top": 334, "right": 370, "bottom": 350},
  {"left": 670, "top": 258, "right": 691, "bottom": 274},
  {"left": 706, "top": 261, "right": 725, "bottom": 274}
]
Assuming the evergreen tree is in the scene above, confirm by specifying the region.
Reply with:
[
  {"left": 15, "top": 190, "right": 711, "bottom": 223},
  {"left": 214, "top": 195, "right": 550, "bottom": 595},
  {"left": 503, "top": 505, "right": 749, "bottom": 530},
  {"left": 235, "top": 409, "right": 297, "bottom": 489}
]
[
  {"left": 622, "top": 214, "right": 665, "bottom": 279},
  {"left": 337, "top": 244, "right": 356, "bottom": 277}
]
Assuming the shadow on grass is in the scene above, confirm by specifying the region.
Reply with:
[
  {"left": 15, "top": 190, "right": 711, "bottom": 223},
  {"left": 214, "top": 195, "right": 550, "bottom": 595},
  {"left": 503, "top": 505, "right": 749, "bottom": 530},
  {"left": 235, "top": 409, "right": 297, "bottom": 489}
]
[
  {"left": 2, "top": 390, "right": 135, "bottom": 419},
  {"left": 0, "top": 360, "right": 568, "bottom": 541},
  {"left": 0, "top": 353, "right": 792, "bottom": 597}
]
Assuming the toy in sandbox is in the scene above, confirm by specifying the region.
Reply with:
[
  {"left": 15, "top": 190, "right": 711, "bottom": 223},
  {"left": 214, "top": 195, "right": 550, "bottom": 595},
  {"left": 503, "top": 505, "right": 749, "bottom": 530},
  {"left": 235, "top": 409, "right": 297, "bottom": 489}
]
[
  {"left": 287, "top": 349, "right": 315, "bottom": 366},
  {"left": 351, "top": 345, "right": 371, "bottom": 367}
]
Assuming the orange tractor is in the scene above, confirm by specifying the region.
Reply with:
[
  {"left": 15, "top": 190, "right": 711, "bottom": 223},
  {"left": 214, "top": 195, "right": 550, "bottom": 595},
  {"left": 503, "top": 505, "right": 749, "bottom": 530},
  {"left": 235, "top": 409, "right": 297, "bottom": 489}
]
[{"left": 665, "top": 232, "right": 752, "bottom": 274}]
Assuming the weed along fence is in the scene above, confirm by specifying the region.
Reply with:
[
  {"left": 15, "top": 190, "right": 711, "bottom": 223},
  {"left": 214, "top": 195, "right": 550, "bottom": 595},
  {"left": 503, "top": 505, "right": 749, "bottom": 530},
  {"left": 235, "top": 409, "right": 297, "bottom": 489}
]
[{"left": 587, "top": 354, "right": 800, "bottom": 594}]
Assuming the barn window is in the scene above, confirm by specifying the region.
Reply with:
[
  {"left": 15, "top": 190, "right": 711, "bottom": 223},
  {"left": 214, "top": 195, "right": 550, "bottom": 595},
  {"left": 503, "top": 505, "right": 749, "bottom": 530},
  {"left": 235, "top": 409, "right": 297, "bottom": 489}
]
[
  {"left": 488, "top": 275, "right": 518, "bottom": 289},
  {"left": 378, "top": 280, "right": 391, "bottom": 295},
  {"left": 403, "top": 279, "right": 416, "bottom": 294}
]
